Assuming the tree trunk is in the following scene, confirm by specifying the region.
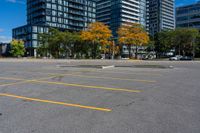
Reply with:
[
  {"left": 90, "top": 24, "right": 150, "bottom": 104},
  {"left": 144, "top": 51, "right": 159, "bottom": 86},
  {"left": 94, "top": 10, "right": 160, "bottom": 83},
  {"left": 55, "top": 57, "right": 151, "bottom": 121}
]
[
  {"left": 92, "top": 41, "right": 95, "bottom": 59},
  {"left": 135, "top": 45, "right": 138, "bottom": 59},
  {"left": 112, "top": 41, "right": 115, "bottom": 60},
  {"left": 179, "top": 44, "right": 181, "bottom": 55},
  {"left": 192, "top": 40, "right": 195, "bottom": 60},
  {"left": 128, "top": 45, "right": 131, "bottom": 59},
  {"left": 94, "top": 43, "right": 96, "bottom": 59},
  {"left": 183, "top": 50, "right": 185, "bottom": 56}
]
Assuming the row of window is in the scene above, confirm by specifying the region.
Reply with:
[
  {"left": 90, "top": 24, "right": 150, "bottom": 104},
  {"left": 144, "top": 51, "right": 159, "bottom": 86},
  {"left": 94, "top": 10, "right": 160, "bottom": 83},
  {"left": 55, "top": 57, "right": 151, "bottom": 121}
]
[{"left": 177, "top": 5, "right": 200, "bottom": 15}]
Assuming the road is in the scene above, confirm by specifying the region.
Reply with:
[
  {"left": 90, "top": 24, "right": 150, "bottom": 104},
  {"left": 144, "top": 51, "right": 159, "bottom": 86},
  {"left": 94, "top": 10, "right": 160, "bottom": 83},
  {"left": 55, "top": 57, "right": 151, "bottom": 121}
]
[{"left": 0, "top": 59, "right": 200, "bottom": 133}]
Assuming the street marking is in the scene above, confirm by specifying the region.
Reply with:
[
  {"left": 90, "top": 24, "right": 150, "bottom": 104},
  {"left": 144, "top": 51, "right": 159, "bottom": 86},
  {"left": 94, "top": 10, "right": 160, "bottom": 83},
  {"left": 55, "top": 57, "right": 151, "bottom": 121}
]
[
  {"left": 5, "top": 71, "right": 156, "bottom": 83},
  {"left": 0, "top": 77, "right": 24, "bottom": 81},
  {"left": 0, "top": 68, "right": 162, "bottom": 77},
  {"left": 0, "top": 76, "right": 57, "bottom": 87},
  {"left": 0, "top": 76, "right": 56, "bottom": 81},
  {"left": 0, "top": 76, "right": 141, "bottom": 93},
  {"left": 32, "top": 80, "right": 141, "bottom": 93},
  {"left": 45, "top": 73, "right": 156, "bottom": 83},
  {"left": 102, "top": 65, "right": 115, "bottom": 69},
  {"left": 0, "top": 81, "right": 29, "bottom": 87},
  {"left": 0, "top": 93, "right": 111, "bottom": 112}
]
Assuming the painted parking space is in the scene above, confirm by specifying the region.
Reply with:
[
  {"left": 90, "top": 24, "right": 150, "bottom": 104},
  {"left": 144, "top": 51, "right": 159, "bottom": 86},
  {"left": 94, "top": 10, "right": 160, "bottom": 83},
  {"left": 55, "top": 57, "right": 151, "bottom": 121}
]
[
  {"left": 1, "top": 60, "right": 200, "bottom": 133},
  {"left": 0, "top": 93, "right": 112, "bottom": 112},
  {"left": 0, "top": 64, "right": 165, "bottom": 112},
  {"left": 0, "top": 67, "right": 148, "bottom": 112}
]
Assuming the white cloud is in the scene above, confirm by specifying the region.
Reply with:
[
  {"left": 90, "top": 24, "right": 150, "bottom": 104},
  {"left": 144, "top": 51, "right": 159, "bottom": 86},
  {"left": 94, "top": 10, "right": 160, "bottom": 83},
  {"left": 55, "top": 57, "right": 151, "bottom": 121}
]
[
  {"left": 6, "top": 0, "right": 25, "bottom": 4},
  {"left": 0, "top": 36, "right": 12, "bottom": 43}
]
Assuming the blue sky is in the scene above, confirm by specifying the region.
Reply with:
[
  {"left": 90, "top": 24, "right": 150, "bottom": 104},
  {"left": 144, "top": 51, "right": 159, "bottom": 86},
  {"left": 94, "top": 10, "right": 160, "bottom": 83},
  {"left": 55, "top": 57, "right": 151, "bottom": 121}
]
[{"left": 0, "top": 0, "right": 199, "bottom": 42}]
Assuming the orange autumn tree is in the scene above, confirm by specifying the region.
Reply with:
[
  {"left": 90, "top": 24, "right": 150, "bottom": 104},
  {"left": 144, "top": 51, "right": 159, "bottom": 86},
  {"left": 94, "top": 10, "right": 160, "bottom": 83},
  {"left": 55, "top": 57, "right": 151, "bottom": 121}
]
[
  {"left": 118, "top": 23, "right": 149, "bottom": 59},
  {"left": 81, "top": 22, "right": 112, "bottom": 58}
]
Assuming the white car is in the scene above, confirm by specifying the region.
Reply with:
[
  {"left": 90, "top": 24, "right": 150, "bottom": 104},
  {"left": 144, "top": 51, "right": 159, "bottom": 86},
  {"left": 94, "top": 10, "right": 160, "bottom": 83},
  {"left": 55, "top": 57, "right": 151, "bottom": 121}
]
[{"left": 169, "top": 55, "right": 182, "bottom": 61}]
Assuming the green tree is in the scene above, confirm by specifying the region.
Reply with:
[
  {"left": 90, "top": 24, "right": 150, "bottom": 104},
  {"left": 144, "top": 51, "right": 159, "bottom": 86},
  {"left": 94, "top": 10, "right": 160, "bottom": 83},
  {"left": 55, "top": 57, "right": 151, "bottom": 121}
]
[
  {"left": 38, "top": 28, "right": 81, "bottom": 58},
  {"left": 73, "top": 40, "right": 92, "bottom": 59},
  {"left": 38, "top": 28, "right": 57, "bottom": 58},
  {"left": 154, "top": 28, "right": 199, "bottom": 58},
  {"left": 146, "top": 36, "right": 155, "bottom": 52},
  {"left": 195, "top": 34, "right": 200, "bottom": 57},
  {"left": 38, "top": 33, "right": 50, "bottom": 57},
  {"left": 48, "top": 28, "right": 64, "bottom": 58},
  {"left": 154, "top": 30, "right": 174, "bottom": 57},
  {"left": 64, "top": 31, "right": 81, "bottom": 58},
  {"left": 174, "top": 28, "right": 199, "bottom": 57},
  {"left": 10, "top": 39, "right": 25, "bottom": 57}
]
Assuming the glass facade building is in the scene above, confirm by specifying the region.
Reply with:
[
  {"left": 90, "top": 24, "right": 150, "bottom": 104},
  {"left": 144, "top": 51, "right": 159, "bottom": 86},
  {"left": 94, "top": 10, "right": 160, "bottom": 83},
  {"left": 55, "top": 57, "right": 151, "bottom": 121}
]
[
  {"left": 96, "top": 0, "right": 146, "bottom": 36},
  {"left": 96, "top": 0, "right": 175, "bottom": 57},
  {"left": 96, "top": 0, "right": 175, "bottom": 36},
  {"left": 176, "top": 1, "right": 200, "bottom": 29},
  {"left": 13, "top": 0, "right": 96, "bottom": 56},
  {"left": 147, "top": 0, "right": 175, "bottom": 36}
]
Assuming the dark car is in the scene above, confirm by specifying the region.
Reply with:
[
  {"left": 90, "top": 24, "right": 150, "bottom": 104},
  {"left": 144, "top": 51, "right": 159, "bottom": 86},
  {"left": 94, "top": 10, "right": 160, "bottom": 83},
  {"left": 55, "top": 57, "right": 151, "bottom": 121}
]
[{"left": 180, "top": 56, "right": 193, "bottom": 61}]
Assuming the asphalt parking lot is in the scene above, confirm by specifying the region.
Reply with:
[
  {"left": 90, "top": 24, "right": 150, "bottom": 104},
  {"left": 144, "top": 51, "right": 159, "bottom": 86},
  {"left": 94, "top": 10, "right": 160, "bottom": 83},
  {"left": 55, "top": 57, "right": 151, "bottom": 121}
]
[{"left": 0, "top": 59, "right": 200, "bottom": 133}]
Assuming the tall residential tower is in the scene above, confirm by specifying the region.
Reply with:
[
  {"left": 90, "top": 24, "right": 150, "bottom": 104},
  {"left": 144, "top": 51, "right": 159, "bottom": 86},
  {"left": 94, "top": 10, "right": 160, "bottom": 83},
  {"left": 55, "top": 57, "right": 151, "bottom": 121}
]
[
  {"left": 96, "top": 0, "right": 175, "bottom": 57},
  {"left": 147, "top": 0, "right": 175, "bottom": 36},
  {"left": 96, "top": 0, "right": 147, "bottom": 36},
  {"left": 13, "top": 0, "right": 96, "bottom": 56},
  {"left": 96, "top": 0, "right": 175, "bottom": 36},
  {"left": 13, "top": 0, "right": 176, "bottom": 56}
]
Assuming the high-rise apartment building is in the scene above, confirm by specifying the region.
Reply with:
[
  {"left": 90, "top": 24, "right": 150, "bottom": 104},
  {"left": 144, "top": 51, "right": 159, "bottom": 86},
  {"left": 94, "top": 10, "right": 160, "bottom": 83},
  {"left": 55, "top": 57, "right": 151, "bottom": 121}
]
[
  {"left": 147, "top": 0, "right": 175, "bottom": 36},
  {"left": 12, "top": 0, "right": 175, "bottom": 56},
  {"left": 96, "top": 0, "right": 175, "bottom": 36},
  {"left": 96, "top": 0, "right": 175, "bottom": 57},
  {"left": 13, "top": 0, "right": 96, "bottom": 56},
  {"left": 176, "top": 1, "right": 200, "bottom": 29},
  {"left": 96, "top": 0, "right": 147, "bottom": 36}
]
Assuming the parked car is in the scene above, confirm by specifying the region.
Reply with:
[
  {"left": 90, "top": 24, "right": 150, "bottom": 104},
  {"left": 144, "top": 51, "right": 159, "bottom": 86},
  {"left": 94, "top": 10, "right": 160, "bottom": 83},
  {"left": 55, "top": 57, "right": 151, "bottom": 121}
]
[
  {"left": 169, "top": 55, "right": 183, "bottom": 61},
  {"left": 180, "top": 56, "right": 193, "bottom": 61}
]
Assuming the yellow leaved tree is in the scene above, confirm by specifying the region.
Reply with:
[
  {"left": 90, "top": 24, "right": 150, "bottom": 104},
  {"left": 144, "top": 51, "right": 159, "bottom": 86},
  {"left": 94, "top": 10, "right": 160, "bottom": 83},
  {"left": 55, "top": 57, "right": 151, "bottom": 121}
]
[
  {"left": 118, "top": 23, "right": 149, "bottom": 59},
  {"left": 80, "top": 22, "right": 112, "bottom": 58}
]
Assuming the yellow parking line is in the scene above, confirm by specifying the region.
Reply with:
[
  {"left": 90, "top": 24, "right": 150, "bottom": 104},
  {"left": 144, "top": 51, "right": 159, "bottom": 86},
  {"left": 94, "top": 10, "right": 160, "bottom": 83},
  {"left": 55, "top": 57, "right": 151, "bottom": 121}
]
[
  {"left": 0, "top": 76, "right": 57, "bottom": 87},
  {"left": 43, "top": 73, "right": 156, "bottom": 83},
  {"left": 0, "top": 68, "right": 162, "bottom": 77},
  {"left": 0, "top": 81, "right": 29, "bottom": 87},
  {"left": 32, "top": 80, "right": 141, "bottom": 93},
  {"left": 0, "top": 76, "right": 141, "bottom": 93},
  {"left": 0, "top": 93, "right": 111, "bottom": 112},
  {"left": 0, "top": 77, "right": 25, "bottom": 81},
  {"left": 0, "top": 76, "right": 55, "bottom": 81},
  {"left": 7, "top": 71, "right": 156, "bottom": 83}
]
